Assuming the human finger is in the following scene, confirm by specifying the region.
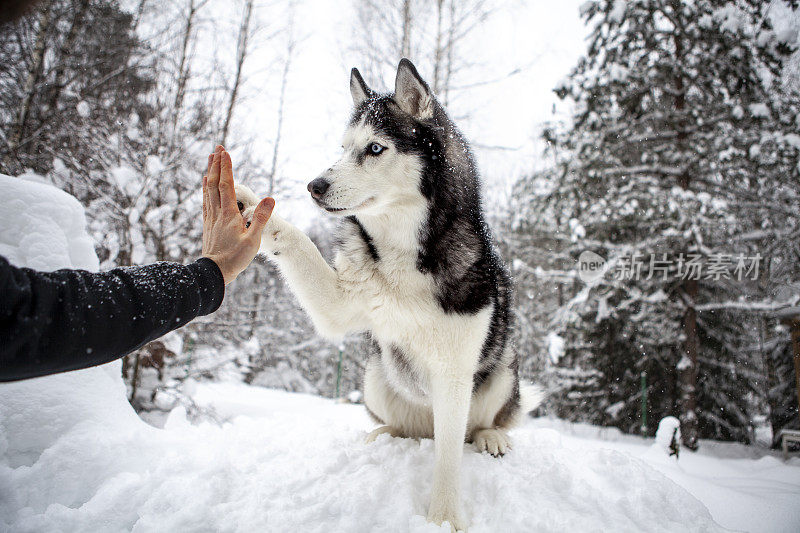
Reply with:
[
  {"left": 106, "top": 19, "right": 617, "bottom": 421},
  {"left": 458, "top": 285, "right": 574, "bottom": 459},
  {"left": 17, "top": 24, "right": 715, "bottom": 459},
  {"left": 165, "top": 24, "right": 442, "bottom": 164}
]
[
  {"left": 208, "top": 150, "right": 222, "bottom": 210},
  {"left": 219, "top": 151, "right": 237, "bottom": 214},
  {"left": 202, "top": 175, "right": 208, "bottom": 221},
  {"left": 248, "top": 197, "right": 275, "bottom": 238}
]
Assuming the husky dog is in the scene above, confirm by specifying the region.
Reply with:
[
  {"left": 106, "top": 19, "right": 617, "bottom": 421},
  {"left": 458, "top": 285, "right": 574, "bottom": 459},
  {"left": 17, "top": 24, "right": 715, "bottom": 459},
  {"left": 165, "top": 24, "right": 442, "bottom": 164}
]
[{"left": 235, "top": 59, "right": 540, "bottom": 531}]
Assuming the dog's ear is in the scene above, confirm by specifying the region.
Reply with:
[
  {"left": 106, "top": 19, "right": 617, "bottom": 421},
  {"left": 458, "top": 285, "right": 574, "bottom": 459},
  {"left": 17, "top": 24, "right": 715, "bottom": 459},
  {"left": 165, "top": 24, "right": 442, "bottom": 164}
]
[
  {"left": 350, "top": 68, "right": 372, "bottom": 106},
  {"left": 394, "top": 58, "right": 433, "bottom": 119}
]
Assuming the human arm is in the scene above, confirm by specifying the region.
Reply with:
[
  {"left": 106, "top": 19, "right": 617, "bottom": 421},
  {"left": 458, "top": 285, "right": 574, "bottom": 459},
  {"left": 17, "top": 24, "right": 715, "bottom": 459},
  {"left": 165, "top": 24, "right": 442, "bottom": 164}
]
[
  {"left": 0, "top": 255, "right": 224, "bottom": 382},
  {"left": 0, "top": 146, "right": 273, "bottom": 382}
]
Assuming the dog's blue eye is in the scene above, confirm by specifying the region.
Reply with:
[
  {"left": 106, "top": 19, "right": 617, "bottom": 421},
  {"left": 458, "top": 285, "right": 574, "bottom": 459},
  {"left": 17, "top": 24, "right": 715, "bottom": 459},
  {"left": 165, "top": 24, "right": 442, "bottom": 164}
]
[{"left": 369, "top": 143, "right": 384, "bottom": 155}]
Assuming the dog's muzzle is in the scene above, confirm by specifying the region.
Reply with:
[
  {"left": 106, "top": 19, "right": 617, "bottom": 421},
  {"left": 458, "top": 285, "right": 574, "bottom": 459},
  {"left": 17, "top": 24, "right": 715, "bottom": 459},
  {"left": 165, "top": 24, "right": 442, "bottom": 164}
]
[{"left": 307, "top": 178, "right": 330, "bottom": 200}]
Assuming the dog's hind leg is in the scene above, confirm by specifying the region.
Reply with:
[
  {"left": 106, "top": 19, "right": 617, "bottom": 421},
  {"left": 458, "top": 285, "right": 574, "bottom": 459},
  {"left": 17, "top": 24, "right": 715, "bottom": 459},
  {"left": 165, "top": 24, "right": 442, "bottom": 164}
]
[
  {"left": 468, "top": 367, "right": 518, "bottom": 457},
  {"left": 365, "top": 425, "right": 402, "bottom": 443},
  {"left": 363, "top": 356, "right": 433, "bottom": 442},
  {"left": 472, "top": 428, "right": 511, "bottom": 456}
]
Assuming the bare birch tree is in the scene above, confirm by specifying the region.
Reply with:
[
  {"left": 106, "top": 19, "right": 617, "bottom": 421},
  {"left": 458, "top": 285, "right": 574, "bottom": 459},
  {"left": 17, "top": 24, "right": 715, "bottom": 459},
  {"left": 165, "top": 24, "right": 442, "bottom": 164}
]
[
  {"left": 220, "top": 0, "right": 254, "bottom": 147},
  {"left": 350, "top": 0, "right": 492, "bottom": 109},
  {"left": 267, "top": 13, "right": 299, "bottom": 196}
]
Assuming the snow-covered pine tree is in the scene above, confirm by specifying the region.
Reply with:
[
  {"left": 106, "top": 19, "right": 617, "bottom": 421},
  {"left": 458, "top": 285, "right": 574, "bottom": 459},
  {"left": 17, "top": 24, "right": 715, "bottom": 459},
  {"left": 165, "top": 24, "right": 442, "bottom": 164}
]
[
  {"left": 524, "top": 0, "right": 800, "bottom": 447},
  {"left": 500, "top": 154, "right": 588, "bottom": 411}
]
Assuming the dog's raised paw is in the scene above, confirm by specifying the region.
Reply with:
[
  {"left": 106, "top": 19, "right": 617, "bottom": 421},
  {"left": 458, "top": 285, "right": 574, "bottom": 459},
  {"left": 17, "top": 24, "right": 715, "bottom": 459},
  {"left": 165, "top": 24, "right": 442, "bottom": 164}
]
[
  {"left": 234, "top": 184, "right": 259, "bottom": 228},
  {"left": 472, "top": 428, "right": 511, "bottom": 457},
  {"left": 234, "top": 184, "right": 259, "bottom": 209},
  {"left": 365, "top": 425, "right": 402, "bottom": 443}
]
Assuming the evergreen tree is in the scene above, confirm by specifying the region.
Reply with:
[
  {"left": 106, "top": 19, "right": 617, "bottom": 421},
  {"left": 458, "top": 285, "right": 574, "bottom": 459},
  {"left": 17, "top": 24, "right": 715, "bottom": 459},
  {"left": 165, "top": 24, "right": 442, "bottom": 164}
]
[
  {"left": 0, "top": 1, "right": 155, "bottom": 180},
  {"left": 517, "top": 0, "right": 800, "bottom": 446}
]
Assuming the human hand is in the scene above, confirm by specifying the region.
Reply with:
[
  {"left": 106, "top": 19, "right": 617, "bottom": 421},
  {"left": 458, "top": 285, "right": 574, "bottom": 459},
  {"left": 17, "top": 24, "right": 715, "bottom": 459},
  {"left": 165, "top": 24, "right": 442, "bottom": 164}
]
[{"left": 202, "top": 145, "right": 274, "bottom": 285}]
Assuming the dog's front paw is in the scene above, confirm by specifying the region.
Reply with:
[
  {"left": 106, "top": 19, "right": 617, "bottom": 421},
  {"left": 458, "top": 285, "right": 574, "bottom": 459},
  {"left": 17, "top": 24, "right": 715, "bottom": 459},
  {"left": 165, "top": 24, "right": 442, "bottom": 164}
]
[
  {"left": 472, "top": 428, "right": 511, "bottom": 457},
  {"left": 427, "top": 498, "right": 467, "bottom": 532},
  {"left": 234, "top": 184, "right": 285, "bottom": 249},
  {"left": 234, "top": 183, "right": 259, "bottom": 227}
]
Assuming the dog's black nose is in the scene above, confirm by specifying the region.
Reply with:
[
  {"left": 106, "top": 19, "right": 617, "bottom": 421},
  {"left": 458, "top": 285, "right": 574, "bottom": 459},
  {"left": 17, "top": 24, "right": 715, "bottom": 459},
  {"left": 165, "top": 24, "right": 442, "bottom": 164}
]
[{"left": 307, "top": 178, "right": 330, "bottom": 199}]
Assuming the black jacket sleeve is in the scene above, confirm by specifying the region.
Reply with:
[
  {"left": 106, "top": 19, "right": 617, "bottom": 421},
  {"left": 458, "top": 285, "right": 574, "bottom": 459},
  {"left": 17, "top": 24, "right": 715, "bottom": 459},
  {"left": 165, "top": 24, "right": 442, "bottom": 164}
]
[{"left": 0, "top": 255, "right": 225, "bottom": 382}]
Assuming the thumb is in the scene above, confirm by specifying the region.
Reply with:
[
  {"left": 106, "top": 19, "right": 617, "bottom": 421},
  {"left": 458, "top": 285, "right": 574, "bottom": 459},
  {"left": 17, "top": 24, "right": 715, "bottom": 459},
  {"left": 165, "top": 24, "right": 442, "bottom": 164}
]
[{"left": 248, "top": 197, "right": 275, "bottom": 236}]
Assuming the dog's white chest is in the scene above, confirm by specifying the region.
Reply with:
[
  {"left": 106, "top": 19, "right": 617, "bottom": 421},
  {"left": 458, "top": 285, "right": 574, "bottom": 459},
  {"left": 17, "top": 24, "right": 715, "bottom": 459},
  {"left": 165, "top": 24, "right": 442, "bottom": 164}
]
[
  {"left": 332, "top": 219, "right": 493, "bottom": 376},
  {"left": 334, "top": 224, "right": 435, "bottom": 325}
]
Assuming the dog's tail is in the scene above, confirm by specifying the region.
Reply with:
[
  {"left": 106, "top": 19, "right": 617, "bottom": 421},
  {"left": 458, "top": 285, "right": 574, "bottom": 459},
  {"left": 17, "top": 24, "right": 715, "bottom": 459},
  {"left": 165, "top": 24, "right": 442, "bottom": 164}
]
[{"left": 520, "top": 382, "right": 545, "bottom": 414}]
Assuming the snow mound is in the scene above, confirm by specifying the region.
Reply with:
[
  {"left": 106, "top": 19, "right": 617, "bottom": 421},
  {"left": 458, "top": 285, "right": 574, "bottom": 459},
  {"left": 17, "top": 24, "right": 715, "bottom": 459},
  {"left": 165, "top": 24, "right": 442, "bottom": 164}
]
[
  {"left": 0, "top": 174, "right": 98, "bottom": 271},
  {"left": 654, "top": 416, "right": 682, "bottom": 457},
  {"left": 2, "top": 380, "right": 727, "bottom": 532},
  {"left": 0, "top": 174, "right": 134, "bottom": 473}
]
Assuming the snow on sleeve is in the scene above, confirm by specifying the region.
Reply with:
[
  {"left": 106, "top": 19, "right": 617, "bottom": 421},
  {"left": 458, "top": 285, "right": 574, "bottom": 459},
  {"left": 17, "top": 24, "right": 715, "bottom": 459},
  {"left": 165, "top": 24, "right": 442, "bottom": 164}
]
[
  {"left": 609, "top": 0, "right": 626, "bottom": 23},
  {"left": 76, "top": 100, "right": 90, "bottom": 118},
  {"left": 748, "top": 103, "right": 770, "bottom": 118}
]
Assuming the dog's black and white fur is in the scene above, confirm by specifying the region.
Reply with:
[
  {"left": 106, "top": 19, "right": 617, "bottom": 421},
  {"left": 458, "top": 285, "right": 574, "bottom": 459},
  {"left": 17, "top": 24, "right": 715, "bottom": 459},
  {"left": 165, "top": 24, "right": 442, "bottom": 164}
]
[{"left": 235, "top": 59, "right": 540, "bottom": 531}]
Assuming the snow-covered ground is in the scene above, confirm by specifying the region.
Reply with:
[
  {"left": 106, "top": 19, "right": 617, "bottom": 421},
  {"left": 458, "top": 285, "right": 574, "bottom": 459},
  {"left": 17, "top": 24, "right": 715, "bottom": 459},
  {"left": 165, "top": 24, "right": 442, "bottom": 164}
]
[
  {"left": 2, "top": 174, "right": 799, "bottom": 533},
  {"left": 3, "top": 378, "right": 800, "bottom": 533}
]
